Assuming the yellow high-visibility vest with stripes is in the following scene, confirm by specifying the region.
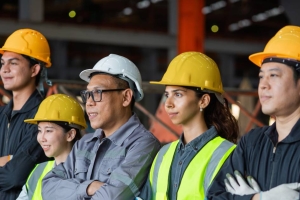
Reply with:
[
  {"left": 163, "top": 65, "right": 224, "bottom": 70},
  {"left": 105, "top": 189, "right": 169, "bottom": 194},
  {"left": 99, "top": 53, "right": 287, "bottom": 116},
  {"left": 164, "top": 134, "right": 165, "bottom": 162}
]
[
  {"left": 26, "top": 160, "right": 55, "bottom": 200},
  {"left": 149, "top": 136, "right": 236, "bottom": 200}
]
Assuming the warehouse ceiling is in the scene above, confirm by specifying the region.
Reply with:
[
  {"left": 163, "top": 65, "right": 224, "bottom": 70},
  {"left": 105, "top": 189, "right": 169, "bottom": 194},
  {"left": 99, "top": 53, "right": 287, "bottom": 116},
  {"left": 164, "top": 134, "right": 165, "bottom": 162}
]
[
  {"left": 0, "top": 0, "right": 290, "bottom": 44},
  {"left": 0, "top": 0, "right": 295, "bottom": 87}
]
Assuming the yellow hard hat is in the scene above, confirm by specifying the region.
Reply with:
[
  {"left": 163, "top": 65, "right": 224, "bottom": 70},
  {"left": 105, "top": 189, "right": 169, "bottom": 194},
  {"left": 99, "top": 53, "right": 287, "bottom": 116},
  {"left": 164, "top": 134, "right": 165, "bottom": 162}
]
[
  {"left": 24, "top": 94, "right": 87, "bottom": 130},
  {"left": 249, "top": 25, "right": 300, "bottom": 67},
  {"left": 150, "top": 51, "right": 224, "bottom": 94},
  {"left": 0, "top": 28, "right": 51, "bottom": 67}
]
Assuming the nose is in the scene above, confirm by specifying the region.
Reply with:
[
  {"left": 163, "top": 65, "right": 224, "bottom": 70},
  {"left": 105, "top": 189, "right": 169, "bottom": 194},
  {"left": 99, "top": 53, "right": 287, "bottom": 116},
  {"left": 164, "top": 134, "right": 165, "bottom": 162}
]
[
  {"left": 259, "top": 77, "right": 269, "bottom": 91},
  {"left": 37, "top": 132, "right": 46, "bottom": 143},
  {"left": 165, "top": 96, "right": 174, "bottom": 109},
  {"left": 86, "top": 95, "right": 96, "bottom": 107},
  {"left": 0, "top": 63, "right": 9, "bottom": 74}
]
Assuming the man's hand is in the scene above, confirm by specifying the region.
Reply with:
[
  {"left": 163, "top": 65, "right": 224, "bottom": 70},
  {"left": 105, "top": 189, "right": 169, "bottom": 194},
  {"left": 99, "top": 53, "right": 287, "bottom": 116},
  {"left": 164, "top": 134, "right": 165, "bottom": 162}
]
[
  {"left": 225, "top": 170, "right": 261, "bottom": 196},
  {"left": 259, "top": 183, "right": 300, "bottom": 200},
  {"left": 87, "top": 181, "right": 104, "bottom": 196},
  {"left": 0, "top": 155, "right": 10, "bottom": 167}
]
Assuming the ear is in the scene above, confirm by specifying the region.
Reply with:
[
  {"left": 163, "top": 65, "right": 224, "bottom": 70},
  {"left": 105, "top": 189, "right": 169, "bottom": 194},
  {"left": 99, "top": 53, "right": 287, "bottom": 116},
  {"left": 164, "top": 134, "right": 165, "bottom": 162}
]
[
  {"left": 122, "top": 89, "right": 133, "bottom": 107},
  {"left": 198, "top": 93, "right": 211, "bottom": 109},
  {"left": 31, "top": 64, "right": 41, "bottom": 78},
  {"left": 66, "top": 129, "right": 76, "bottom": 142}
]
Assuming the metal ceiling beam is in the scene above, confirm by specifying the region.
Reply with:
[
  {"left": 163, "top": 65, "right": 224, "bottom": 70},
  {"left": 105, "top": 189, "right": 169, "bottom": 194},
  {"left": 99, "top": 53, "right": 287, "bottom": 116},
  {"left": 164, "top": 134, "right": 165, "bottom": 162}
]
[{"left": 0, "top": 19, "right": 264, "bottom": 54}]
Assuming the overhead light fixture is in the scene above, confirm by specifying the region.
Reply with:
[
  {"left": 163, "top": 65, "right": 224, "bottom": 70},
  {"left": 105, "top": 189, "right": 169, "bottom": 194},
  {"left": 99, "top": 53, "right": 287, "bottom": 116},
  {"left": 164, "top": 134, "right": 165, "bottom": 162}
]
[
  {"left": 252, "top": 6, "right": 284, "bottom": 22},
  {"left": 202, "top": 0, "right": 240, "bottom": 15},
  {"left": 151, "top": 0, "right": 163, "bottom": 3},
  {"left": 123, "top": 7, "right": 133, "bottom": 15},
  {"left": 229, "top": 6, "right": 284, "bottom": 31},
  {"left": 137, "top": 0, "right": 150, "bottom": 9}
]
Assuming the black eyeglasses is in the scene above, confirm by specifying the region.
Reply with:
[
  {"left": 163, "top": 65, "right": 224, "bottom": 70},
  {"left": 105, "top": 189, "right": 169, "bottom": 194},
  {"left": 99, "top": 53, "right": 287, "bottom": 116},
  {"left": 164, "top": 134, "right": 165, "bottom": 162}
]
[{"left": 80, "top": 89, "right": 126, "bottom": 103}]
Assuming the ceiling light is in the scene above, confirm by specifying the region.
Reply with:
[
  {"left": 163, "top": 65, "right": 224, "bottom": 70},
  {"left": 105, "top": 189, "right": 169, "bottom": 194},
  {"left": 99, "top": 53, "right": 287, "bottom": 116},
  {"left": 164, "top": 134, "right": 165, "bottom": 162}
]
[
  {"left": 123, "top": 7, "right": 133, "bottom": 15},
  {"left": 151, "top": 0, "right": 163, "bottom": 3},
  {"left": 137, "top": 0, "right": 150, "bottom": 9}
]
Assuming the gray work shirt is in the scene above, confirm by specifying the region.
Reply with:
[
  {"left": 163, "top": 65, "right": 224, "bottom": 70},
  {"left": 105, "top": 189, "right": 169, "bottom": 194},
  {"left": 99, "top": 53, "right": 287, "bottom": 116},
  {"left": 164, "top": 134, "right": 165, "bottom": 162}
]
[{"left": 42, "top": 113, "right": 161, "bottom": 200}]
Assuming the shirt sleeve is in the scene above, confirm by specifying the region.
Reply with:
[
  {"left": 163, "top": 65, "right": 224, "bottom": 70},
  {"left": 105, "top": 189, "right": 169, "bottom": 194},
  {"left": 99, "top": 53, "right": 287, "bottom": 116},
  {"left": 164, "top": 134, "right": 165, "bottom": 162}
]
[
  {"left": 138, "top": 178, "right": 153, "bottom": 200},
  {"left": 0, "top": 125, "right": 44, "bottom": 191},
  {"left": 206, "top": 136, "right": 256, "bottom": 200},
  {"left": 16, "top": 184, "right": 29, "bottom": 200},
  {"left": 42, "top": 141, "right": 94, "bottom": 200},
  {"left": 91, "top": 137, "right": 160, "bottom": 200},
  {"left": 43, "top": 135, "right": 160, "bottom": 200}
]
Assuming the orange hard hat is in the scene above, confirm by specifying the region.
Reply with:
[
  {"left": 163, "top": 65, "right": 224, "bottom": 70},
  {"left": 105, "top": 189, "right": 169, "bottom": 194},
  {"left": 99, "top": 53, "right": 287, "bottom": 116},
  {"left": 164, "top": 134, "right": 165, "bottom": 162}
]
[
  {"left": 0, "top": 28, "right": 51, "bottom": 67},
  {"left": 249, "top": 25, "right": 300, "bottom": 67}
]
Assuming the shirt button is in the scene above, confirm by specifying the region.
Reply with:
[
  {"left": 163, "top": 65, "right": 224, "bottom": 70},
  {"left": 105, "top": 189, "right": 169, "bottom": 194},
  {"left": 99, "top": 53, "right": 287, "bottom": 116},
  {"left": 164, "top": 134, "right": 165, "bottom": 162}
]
[
  {"left": 174, "top": 183, "right": 178, "bottom": 188},
  {"left": 179, "top": 161, "right": 182, "bottom": 165}
]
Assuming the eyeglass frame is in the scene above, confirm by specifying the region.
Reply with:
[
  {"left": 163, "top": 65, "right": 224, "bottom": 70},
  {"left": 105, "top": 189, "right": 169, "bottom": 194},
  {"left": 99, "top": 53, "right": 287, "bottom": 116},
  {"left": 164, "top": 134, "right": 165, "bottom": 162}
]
[{"left": 80, "top": 88, "right": 127, "bottom": 103}]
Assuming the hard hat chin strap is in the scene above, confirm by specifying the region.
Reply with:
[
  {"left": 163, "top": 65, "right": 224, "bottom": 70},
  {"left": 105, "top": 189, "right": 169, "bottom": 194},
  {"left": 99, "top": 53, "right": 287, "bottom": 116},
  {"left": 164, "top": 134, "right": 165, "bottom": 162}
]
[{"left": 38, "top": 67, "right": 52, "bottom": 96}]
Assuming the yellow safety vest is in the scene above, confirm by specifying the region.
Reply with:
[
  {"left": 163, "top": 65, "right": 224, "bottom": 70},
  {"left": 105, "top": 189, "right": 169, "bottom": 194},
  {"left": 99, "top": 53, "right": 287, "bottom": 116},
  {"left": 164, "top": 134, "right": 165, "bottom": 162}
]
[
  {"left": 26, "top": 160, "right": 55, "bottom": 200},
  {"left": 149, "top": 136, "right": 236, "bottom": 200}
]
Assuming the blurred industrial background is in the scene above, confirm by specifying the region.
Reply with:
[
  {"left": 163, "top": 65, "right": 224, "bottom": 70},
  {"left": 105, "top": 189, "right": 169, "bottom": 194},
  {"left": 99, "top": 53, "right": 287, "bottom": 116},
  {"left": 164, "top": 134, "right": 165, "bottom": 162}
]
[{"left": 0, "top": 0, "right": 298, "bottom": 143}]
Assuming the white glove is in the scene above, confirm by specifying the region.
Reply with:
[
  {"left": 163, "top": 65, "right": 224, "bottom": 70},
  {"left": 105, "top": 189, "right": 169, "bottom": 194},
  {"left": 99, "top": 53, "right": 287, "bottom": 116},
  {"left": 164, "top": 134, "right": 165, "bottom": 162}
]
[
  {"left": 225, "top": 170, "right": 261, "bottom": 195},
  {"left": 260, "top": 183, "right": 300, "bottom": 200},
  {"left": 135, "top": 198, "right": 143, "bottom": 200}
]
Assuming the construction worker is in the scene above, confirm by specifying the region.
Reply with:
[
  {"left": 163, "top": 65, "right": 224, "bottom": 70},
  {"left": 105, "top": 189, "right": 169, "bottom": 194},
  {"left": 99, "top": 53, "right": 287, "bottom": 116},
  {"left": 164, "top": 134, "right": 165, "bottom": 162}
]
[
  {"left": 16, "top": 94, "right": 87, "bottom": 200},
  {"left": 0, "top": 28, "right": 51, "bottom": 200},
  {"left": 138, "top": 51, "right": 238, "bottom": 199},
  {"left": 42, "top": 54, "right": 161, "bottom": 199},
  {"left": 207, "top": 25, "right": 300, "bottom": 200}
]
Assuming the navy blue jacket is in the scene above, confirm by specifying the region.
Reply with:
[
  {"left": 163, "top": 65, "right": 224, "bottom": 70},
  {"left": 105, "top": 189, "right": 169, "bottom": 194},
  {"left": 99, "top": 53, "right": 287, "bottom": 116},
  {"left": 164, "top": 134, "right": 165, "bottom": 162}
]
[
  {"left": 207, "top": 119, "right": 300, "bottom": 199},
  {"left": 0, "top": 90, "right": 47, "bottom": 200}
]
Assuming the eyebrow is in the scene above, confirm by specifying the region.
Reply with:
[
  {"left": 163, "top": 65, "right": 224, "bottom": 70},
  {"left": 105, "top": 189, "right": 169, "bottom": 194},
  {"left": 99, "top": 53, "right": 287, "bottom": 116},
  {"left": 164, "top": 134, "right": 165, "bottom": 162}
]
[
  {"left": 38, "top": 125, "right": 54, "bottom": 129},
  {"left": 165, "top": 89, "right": 187, "bottom": 93},
  {"left": 1, "top": 58, "right": 21, "bottom": 62}
]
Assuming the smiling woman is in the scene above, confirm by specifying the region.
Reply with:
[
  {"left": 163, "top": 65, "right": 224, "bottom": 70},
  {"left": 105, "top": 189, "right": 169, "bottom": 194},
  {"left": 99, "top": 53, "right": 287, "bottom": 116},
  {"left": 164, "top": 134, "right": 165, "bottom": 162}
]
[{"left": 16, "top": 94, "right": 87, "bottom": 200}]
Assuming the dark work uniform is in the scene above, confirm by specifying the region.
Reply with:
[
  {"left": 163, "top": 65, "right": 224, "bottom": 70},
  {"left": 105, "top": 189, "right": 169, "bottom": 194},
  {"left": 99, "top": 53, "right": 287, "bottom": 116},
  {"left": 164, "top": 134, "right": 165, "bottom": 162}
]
[
  {"left": 0, "top": 90, "right": 47, "bottom": 200},
  {"left": 207, "top": 119, "right": 300, "bottom": 200}
]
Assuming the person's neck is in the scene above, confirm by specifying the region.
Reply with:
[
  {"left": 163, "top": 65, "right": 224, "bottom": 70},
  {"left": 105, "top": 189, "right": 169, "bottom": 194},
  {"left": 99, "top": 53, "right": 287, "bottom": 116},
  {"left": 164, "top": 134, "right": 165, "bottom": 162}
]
[
  {"left": 275, "top": 111, "right": 300, "bottom": 142},
  {"left": 103, "top": 111, "right": 132, "bottom": 138},
  {"left": 55, "top": 145, "right": 73, "bottom": 165},
  {"left": 182, "top": 118, "right": 208, "bottom": 145},
  {"left": 12, "top": 86, "right": 36, "bottom": 110}
]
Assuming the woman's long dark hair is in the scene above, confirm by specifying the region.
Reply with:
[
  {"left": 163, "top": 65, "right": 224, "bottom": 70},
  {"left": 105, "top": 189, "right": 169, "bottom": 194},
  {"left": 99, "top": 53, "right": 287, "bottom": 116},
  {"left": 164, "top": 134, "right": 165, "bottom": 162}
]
[{"left": 186, "top": 87, "right": 239, "bottom": 143}]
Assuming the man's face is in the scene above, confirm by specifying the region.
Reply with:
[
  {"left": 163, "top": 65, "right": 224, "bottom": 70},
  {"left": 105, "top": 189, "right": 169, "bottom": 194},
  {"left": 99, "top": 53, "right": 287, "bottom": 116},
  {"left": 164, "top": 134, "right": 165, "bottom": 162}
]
[
  {"left": 85, "top": 74, "right": 126, "bottom": 135},
  {"left": 258, "top": 62, "right": 300, "bottom": 117},
  {"left": 0, "top": 51, "right": 35, "bottom": 91}
]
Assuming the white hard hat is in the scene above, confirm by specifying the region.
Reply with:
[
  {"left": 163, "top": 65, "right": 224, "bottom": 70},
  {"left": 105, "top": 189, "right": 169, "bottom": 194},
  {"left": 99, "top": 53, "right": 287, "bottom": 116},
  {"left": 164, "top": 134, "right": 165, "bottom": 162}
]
[{"left": 79, "top": 54, "right": 144, "bottom": 101}]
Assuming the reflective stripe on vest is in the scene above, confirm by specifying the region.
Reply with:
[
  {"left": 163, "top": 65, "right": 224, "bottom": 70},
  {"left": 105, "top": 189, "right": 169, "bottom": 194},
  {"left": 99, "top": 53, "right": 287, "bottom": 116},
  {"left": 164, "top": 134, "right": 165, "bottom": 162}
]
[
  {"left": 149, "top": 136, "right": 236, "bottom": 200},
  {"left": 26, "top": 160, "right": 55, "bottom": 200}
]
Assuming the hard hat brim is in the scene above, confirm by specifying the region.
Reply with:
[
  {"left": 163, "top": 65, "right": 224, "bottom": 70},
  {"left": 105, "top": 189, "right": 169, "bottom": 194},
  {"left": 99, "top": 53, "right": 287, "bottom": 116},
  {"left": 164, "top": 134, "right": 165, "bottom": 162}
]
[
  {"left": 249, "top": 52, "right": 291, "bottom": 67},
  {"left": 0, "top": 48, "right": 51, "bottom": 67},
  {"left": 79, "top": 69, "right": 120, "bottom": 82},
  {"left": 150, "top": 81, "right": 224, "bottom": 94},
  {"left": 24, "top": 118, "right": 87, "bottom": 129}
]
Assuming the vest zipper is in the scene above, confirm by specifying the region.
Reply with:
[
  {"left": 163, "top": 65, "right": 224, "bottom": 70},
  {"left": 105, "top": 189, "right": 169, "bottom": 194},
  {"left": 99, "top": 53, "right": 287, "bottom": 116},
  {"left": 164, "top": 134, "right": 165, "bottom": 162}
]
[{"left": 269, "top": 145, "right": 277, "bottom": 189}]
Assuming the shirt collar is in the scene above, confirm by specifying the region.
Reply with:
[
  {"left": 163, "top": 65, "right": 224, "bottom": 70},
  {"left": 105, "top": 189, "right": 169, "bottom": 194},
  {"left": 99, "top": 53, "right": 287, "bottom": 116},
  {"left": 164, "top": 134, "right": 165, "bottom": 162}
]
[
  {"left": 84, "top": 113, "right": 140, "bottom": 146},
  {"left": 178, "top": 126, "right": 218, "bottom": 152},
  {"left": 265, "top": 118, "right": 300, "bottom": 143}
]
